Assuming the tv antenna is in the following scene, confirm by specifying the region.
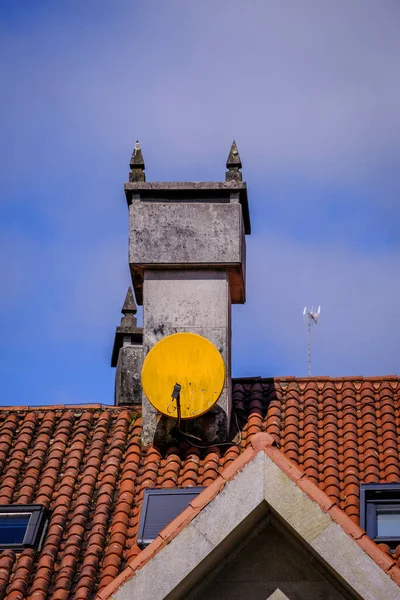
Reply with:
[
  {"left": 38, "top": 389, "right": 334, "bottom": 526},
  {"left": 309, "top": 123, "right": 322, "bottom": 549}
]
[{"left": 303, "top": 306, "right": 321, "bottom": 377}]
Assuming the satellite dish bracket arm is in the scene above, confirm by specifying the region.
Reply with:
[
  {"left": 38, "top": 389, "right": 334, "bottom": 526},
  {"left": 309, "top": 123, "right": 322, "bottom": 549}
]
[{"left": 168, "top": 382, "right": 241, "bottom": 448}]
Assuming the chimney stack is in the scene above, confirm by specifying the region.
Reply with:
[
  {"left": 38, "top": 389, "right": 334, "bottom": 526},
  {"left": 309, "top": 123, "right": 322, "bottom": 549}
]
[
  {"left": 120, "top": 141, "right": 251, "bottom": 445},
  {"left": 111, "top": 287, "right": 143, "bottom": 406}
]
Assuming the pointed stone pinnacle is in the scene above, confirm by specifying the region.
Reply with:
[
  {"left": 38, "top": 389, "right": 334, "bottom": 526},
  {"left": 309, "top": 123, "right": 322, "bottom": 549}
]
[
  {"left": 129, "top": 141, "right": 146, "bottom": 182},
  {"left": 130, "top": 141, "right": 145, "bottom": 170},
  {"left": 226, "top": 140, "right": 242, "bottom": 169},
  {"left": 122, "top": 287, "right": 137, "bottom": 315},
  {"left": 226, "top": 140, "right": 243, "bottom": 182},
  {"left": 111, "top": 287, "right": 142, "bottom": 368}
]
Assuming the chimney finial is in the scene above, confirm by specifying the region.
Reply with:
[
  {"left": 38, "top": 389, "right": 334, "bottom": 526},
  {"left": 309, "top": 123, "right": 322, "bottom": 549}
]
[
  {"left": 111, "top": 287, "right": 143, "bottom": 369},
  {"left": 129, "top": 141, "right": 146, "bottom": 182},
  {"left": 226, "top": 140, "right": 242, "bottom": 182},
  {"left": 122, "top": 286, "right": 137, "bottom": 316},
  {"left": 119, "top": 287, "right": 138, "bottom": 330}
]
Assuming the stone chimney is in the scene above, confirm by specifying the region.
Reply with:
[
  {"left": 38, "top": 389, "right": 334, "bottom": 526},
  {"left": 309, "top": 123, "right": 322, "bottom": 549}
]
[
  {"left": 122, "top": 141, "right": 251, "bottom": 445},
  {"left": 111, "top": 287, "right": 143, "bottom": 405}
]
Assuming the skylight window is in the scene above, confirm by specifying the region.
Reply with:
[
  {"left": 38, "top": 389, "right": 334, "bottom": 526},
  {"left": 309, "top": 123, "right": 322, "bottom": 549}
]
[
  {"left": 360, "top": 484, "right": 400, "bottom": 550},
  {"left": 0, "top": 505, "right": 48, "bottom": 551},
  {"left": 137, "top": 487, "right": 204, "bottom": 549}
]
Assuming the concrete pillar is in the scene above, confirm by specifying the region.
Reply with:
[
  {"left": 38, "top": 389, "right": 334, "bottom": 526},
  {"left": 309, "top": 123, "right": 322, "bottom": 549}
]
[
  {"left": 115, "top": 344, "right": 143, "bottom": 406},
  {"left": 141, "top": 269, "right": 231, "bottom": 445}
]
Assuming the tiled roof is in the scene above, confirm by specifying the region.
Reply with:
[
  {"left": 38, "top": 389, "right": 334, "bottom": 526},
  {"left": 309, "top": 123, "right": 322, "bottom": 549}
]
[
  {"left": 0, "top": 375, "right": 399, "bottom": 600},
  {"left": 96, "top": 432, "right": 400, "bottom": 600}
]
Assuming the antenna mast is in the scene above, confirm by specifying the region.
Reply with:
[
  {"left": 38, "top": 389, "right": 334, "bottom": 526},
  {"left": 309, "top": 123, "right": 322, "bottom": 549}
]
[{"left": 303, "top": 306, "right": 321, "bottom": 376}]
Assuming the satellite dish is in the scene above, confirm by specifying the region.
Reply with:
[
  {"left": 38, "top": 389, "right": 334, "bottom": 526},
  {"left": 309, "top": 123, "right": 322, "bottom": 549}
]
[{"left": 141, "top": 332, "right": 225, "bottom": 420}]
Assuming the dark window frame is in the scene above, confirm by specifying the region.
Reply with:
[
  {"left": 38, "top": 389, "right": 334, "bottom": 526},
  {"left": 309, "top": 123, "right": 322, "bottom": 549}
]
[
  {"left": 360, "top": 483, "right": 400, "bottom": 550},
  {"left": 0, "top": 504, "right": 49, "bottom": 551},
  {"left": 137, "top": 487, "right": 205, "bottom": 549}
]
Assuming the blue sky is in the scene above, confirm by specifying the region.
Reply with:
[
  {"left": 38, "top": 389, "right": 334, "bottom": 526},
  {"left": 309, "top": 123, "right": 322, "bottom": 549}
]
[{"left": 1, "top": 1, "right": 399, "bottom": 406}]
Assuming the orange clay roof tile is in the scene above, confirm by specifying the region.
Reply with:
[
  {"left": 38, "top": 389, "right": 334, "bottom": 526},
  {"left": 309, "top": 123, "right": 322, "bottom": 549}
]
[
  {"left": 96, "top": 431, "right": 400, "bottom": 600},
  {"left": 0, "top": 376, "right": 398, "bottom": 599}
]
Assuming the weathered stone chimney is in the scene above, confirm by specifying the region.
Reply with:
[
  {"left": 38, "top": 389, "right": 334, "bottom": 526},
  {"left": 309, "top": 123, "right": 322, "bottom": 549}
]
[
  {"left": 121, "top": 140, "right": 251, "bottom": 445},
  {"left": 111, "top": 287, "right": 143, "bottom": 405}
]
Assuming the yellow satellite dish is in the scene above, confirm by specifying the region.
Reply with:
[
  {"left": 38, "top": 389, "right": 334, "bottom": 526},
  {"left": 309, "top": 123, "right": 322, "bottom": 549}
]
[{"left": 141, "top": 332, "right": 225, "bottom": 419}]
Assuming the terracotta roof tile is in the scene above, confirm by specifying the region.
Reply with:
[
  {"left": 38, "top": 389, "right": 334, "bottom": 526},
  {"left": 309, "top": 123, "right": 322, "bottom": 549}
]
[
  {"left": 0, "top": 376, "right": 398, "bottom": 599},
  {"left": 97, "top": 431, "right": 400, "bottom": 600}
]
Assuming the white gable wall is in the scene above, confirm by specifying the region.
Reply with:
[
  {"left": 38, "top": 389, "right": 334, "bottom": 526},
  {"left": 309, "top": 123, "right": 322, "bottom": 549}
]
[{"left": 112, "top": 452, "right": 400, "bottom": 600}]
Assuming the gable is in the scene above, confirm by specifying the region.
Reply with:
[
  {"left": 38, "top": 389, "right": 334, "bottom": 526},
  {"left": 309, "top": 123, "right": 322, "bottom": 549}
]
[
  {"left": 108, "top": 442, "right": 400, "bottom": 600},
  {"left": 187, "top": 514, "right": 354, "bottom": 600}
]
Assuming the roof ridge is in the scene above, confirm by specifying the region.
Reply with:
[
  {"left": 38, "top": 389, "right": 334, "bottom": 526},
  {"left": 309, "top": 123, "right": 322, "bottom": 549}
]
[
  {"left": 0, "top": 403, "right": 140, "bottom": 411},
  {"left": 2, "top": 376, "right": 398, "bottom": 413},
  {"left": 236, "top": 375, "right": 400, "bottom": 382}
]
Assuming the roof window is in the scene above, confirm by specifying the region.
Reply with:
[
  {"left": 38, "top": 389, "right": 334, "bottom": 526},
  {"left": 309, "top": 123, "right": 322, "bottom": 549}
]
[
  {"left": 360, "top": 483, "right": 400, "bottom": 551},
  {"left": 137, "top": 487, "right": 204, "bottom": 549},
  {"left": 0, "top": 504, "right": 48, "bottom": 551}
]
